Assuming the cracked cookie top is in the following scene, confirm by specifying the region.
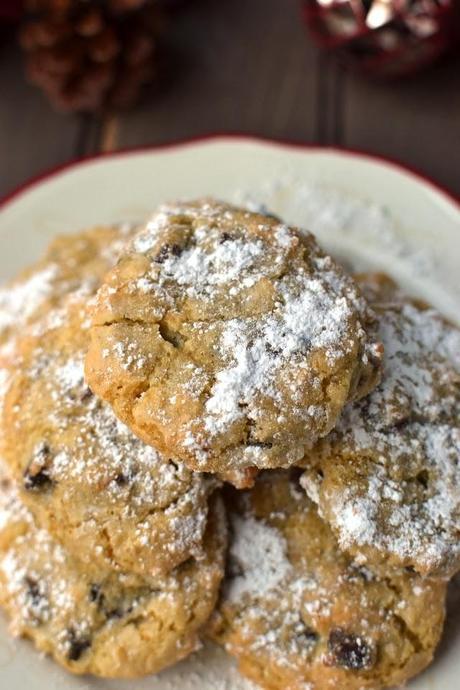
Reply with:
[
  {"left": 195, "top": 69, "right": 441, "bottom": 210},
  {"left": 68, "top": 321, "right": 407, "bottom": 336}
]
[
  {"left": 301, "top": 274, "right": 460, "bottom": 578},
  {"left": 0, "top": 464, "right": 226, "bottom": 678},
  {"left": 86, "top": 199, "right": 382, "bottom": 483},
  {"left": 208, "top": 471, "right": 446, "bottom": 690},
  {"left": 0, "top": 227, "right": 218, "bottom": 578}
]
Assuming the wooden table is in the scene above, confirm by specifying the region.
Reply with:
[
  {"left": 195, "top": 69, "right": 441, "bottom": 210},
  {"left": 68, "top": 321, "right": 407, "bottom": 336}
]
[{"left": 1, "top": 0, "right": 460, "bottom": 201}]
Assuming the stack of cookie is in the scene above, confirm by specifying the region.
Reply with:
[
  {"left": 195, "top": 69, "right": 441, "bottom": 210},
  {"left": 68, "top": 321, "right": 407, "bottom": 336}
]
[{"left": 0, "top": 199, "right": 458, "bottom": 689}]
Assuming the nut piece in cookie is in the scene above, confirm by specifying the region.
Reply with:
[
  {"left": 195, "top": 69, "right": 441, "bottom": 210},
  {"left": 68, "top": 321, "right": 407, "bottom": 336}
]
[
  {"left": 0, "top": 467, "right": 226, "bottom": 678},
  {"left": 301, "top": 273, "right": 460, "bottom": 578},
  {"left": 208, "top": 471, "right": 446, "bottom": 690},
  {"left": 86, "top": 199, "right": 382, "bottom": 483}
]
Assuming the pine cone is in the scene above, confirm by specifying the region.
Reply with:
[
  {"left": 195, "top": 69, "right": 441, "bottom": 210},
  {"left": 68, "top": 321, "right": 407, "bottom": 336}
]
[{"left": 19, "top": 1, "right": 163, "bottom": 113}]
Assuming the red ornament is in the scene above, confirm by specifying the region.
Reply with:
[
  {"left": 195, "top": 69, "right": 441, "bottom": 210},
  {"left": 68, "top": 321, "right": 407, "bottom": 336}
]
[{"left": 304, "top": 1, "right": 460, "bottom": 77}]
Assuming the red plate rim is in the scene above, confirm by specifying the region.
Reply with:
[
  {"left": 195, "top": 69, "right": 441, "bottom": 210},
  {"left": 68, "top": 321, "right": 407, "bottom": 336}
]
[{"left": 1, "top": 133, "right": 459, "bottom": 213}]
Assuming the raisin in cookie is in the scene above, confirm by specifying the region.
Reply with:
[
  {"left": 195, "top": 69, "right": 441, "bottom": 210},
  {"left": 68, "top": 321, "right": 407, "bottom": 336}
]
[
  {"left": 0, "top": 224, "right": 135, "bottom": 359},
  {"left": 208, "top": 471, "right": 446, "bottom": 690},
  {"left": 86, "top": 199, "right": 382, "bottom": 485},
  {"left": 0, "top": 464, "right": 226, "bottom": 678},
  {"left": 301, "top": 273, "right": 460, "bottom": 578},
  {"left": 1, "top": 293, "right": 219, "bottom": 578}
]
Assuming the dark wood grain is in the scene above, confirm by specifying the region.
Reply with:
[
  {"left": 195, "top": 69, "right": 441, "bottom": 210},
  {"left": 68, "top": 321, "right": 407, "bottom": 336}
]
[
  {"left": 113, "top": 0, "right": 320, "bottom": 149},
  {"left": 315, "top": 54, "right": 344, "bottom": 146},
  {"left": 0, "top": 38, "right": 83, "bottom": 199},
  {"left": 342, "top": 55, "right": 460, "bottom": 197},
  {"left": 1, "top": 4, "right": 460, "bottom": 199}
]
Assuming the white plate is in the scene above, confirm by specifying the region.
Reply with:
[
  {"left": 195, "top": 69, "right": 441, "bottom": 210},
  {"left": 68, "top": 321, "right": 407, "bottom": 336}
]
[{"left": 0, "top": 136, "right": 459, "bottom": 690}]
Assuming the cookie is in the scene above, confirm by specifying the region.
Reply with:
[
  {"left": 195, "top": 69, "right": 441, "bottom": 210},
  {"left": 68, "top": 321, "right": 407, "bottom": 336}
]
[
  {"left": 0, "top": 223, "right": 218, "bottom": 576},
  {"left": 85, "top": 199, "right": 382, "bottom": 485},
  {"left": 301, "top": 273, "right": 460, "bottom": 578},
  {"left": 208, "top": 471, "right": 446, "bottom": 690},
  {"left": 0, "top": 224, "right": 135, "bottom": 359},
  {"left": 1, "top": 290, "right": 219, "bottom": 578},
  {"left": 0, "top": 464, "right": 226, "bottom": 678}
]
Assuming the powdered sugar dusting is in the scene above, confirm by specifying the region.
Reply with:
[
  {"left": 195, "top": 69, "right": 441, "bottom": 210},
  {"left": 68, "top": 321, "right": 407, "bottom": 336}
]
[
  {"left": 374, "top": 302, "right": 460, "bottom": 420},
  {"left": 225, "top": 514, "right": 292, "bottom": 603},
  {"left": 0, "top": 223, "right": 140, "bottom": 364},
  {"left": 54, "top": 358, "right": 85, "bottom": 394},
  {"left": 214, "top": 479, "right": 435, "bottom": 686},
  {"left": 88, "top": 201, "right": 382, "bottom": 475},
  {"left": 203, "top": 266, "right": 356, "bottom": 437},
  {"left": 303, "top": 289, "right": 460, "bottom": 575},
  {"left": 220, "top": 507, "right": 324, "bottom": 675},
  {"left": 159, "top": 232, "right": 267, "bottom": 296},
  {"left": 236, "top": 178, "right": 441, "bottom": 289},
  {"left": 0, "top": 264, "right": 58, "bottom": 336},
  {"left": 0, "top": 461, "right": 223, "bottom": 669},
  {"left": 114, "top": 201, "right": 379, "bottom": 465},
  {"left": 130, "top": 204, "right": 299, "bottom": 303},
  {"left": 133, "top": 212, "right": 171, "bottom": 253},
  {"left": 0, "top": 218, "right": 217, "bottom": 569},
  {"left": 15, "top": 334, "right": 214, "bottom": 567},
  {"left": 320, "top": 421, "right": 460, "bottom": 573}
]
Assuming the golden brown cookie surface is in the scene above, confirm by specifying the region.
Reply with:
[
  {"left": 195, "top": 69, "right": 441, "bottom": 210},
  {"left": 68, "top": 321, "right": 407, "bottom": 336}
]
[
  {"left": 86, "top": 200, "right": 382, "bottom": 483},
  {"left": 301, "top": 274, "right": 460, "bottom": 578},
  {"left": 208, "top": 471, "right": 446, "bottom": 690},
  {"left": 0, "top": 464, "right": 226, "bottom": 678}
]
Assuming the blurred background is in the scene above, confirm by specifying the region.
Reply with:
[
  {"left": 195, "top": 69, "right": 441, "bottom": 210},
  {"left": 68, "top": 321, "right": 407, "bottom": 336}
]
[{"left": 0, "top": 0, "right": 459, "bottom": 201}]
